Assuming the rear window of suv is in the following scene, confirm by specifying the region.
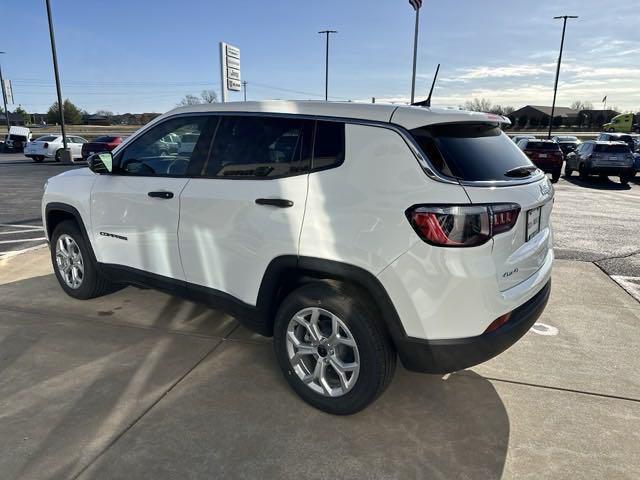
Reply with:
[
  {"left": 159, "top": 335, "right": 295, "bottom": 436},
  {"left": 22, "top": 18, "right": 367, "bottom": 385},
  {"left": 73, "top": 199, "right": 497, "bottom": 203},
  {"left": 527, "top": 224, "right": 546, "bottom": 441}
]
[
  {"left": 595, "top": 143, "right": 630, "bottom": 153},
  {"left": 525, "top": 141, "right": 560, "bottom": 150},
  {"left": 410, "top": 123, "right": 535, "bottom": 181},
  {"left": 93, "top": 136, "right": 117, "bottom": 142}
]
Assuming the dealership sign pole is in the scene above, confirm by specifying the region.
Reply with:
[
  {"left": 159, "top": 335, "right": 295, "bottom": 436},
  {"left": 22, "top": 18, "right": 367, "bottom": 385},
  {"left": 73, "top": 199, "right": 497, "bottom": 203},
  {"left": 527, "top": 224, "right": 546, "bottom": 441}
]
[
  {"left": 220, "top": 42, "right": 241, "bottom": 103},
  {"left": 0, "top": 52, "right": 9, "bottom": 132}
]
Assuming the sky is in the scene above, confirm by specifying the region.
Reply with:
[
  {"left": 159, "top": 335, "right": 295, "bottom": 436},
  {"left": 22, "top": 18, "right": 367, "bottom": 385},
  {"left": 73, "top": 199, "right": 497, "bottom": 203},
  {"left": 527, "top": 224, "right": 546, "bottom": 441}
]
[{"left": 2, "top": 0, "right": 639, "bottom": 114}]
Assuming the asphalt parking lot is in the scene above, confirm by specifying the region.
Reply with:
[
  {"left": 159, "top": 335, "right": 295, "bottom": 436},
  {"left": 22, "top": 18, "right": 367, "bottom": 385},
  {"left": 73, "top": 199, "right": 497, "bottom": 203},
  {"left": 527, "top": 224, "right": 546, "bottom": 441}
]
[{"left": 1, "top": 150, "right": 640, "bottom": 479}]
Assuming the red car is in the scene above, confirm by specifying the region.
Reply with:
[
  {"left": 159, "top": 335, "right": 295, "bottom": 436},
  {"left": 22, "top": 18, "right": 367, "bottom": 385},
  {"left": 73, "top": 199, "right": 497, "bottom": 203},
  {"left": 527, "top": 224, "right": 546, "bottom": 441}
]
[
  {"left": 81, "top": 135, "right": 123, "bottom": 161},
  {"left": 517, "top": 138, "right": 563, "bottom": 183}
]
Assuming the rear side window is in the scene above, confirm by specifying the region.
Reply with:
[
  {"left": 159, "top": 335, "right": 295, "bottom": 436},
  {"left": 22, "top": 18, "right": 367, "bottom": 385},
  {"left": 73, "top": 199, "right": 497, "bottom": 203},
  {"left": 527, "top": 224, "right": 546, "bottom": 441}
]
[
  {"left": 205, "top": 116, "right": 313, "bottom": 178},
  {"left": 36, "top": 135, "right": 57, "bottom": 142},
  {"left": 595, "top": 143, "right": 630, "bottom": 153},
  {"left": 313, "top": 121, "right": 345, "bottom": 171},
  {"left": 410, "top": 123, "right": 534, "bottom": 182},
  {"left": 526, "top": 141, "right": 560, "bottom": 150}
]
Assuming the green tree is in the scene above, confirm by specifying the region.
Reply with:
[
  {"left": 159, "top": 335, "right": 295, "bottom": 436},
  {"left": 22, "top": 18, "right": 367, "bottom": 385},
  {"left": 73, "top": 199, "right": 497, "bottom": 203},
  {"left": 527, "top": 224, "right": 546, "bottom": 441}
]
[
  {"left": 13, "top": 105, "right": 30, "bottom": 124},
  {"left": 47, "top": 99, "right": 83, "bottom": 125}
]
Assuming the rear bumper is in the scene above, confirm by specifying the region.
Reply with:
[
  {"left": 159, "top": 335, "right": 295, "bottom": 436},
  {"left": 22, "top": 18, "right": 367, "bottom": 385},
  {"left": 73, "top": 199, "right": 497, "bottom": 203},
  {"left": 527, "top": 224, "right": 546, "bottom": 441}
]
[
  {"left": 586, "top": 166, "right": 634, "bottom": 176},
  {"left": 396, "top": 280, "right": 551, "bottom": 373}
]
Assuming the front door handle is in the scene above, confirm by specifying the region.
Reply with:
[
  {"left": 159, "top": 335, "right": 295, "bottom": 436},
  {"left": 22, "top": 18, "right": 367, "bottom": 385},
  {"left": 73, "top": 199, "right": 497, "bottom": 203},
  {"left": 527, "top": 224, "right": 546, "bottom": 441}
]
[
  {"left": 148, "top": 191, "right": 174, "bottom": 199},
  {"left": 255, "top": 198, "right": 294, "bottom": 208}
]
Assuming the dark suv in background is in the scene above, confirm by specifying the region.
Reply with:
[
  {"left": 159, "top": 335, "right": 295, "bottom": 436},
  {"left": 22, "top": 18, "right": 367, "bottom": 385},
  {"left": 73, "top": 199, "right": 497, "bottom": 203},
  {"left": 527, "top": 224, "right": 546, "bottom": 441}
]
[
  {"left": 516, "top": 138, "right": 563, "bottom": 182},
  {"left": 565, "top": 141, "right": 634, "bottom": 184},
  {"left": 552, "top": 135, "right": 581, "bottom": 156}
]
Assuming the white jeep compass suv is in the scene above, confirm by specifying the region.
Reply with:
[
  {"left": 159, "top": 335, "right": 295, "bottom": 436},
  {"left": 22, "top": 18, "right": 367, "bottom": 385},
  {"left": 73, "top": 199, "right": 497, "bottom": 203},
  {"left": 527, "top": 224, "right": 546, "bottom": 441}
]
[{"left": 42, "top": 101, "right": 554, "bottom": 414}]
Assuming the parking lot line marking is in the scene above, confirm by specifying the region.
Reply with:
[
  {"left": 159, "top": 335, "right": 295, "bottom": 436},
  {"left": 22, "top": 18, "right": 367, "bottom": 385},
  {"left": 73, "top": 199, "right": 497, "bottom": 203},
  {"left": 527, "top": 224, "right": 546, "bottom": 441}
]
[
  {"left": 0, "top": 224, "right": 43, "bottom": 229},
  {"left": 0, "top": 228, "right": 44, "bottom": 234},
  {"left": 0, "top": 244, "right": 48, "bottom": 259},
  {"left": 0, "top": 237, "right": 46, "bottom": 244}
]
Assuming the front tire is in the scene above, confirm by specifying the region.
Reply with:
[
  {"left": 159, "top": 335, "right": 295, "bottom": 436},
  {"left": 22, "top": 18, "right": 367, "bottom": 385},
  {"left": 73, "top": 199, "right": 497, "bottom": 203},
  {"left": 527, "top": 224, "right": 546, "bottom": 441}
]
[
  {"left": 55, "top": 149, "right": 63, "bottom": 162},
  {"left": 51, "top": 220, "right": 115, "bottom": 299},
  {"left": 273, "top": 281, "right": 396, "bottom": 415},
  {"left": 564, "top": 165, "right": 573, "bottom": 177},
  {"left": 620, "top": 173, "right": 631, "bottom": 185},
  {"left": 551, "top": 168, "right": 561, "bottom": 183}
]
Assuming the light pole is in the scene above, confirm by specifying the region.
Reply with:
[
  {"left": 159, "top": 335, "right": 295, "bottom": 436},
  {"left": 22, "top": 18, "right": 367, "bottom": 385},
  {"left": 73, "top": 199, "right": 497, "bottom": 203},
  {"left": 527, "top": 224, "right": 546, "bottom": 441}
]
[
  {"left": 548, "top": 15, "right": 578, "bottom": 139},
  {"left": 0, "top": 52, "right": 9, "bottom": 133},
  {"left": 409, "top": 0, "right": 423, "bottom": 104},
  {"left": 45, "top": 0, "right": 68, "bottom": 157},
  {"left": 318, "top": 30, "right": 337, "bottom": 101},
  {"left": 242, "top": 80, "right": 247, "bottom": 101}
]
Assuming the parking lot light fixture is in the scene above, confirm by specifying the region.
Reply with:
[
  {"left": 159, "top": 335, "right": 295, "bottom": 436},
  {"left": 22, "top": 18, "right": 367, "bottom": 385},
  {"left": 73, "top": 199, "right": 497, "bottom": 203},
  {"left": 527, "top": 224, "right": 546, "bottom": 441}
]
[{"left": 548, "top": 15, "right": 578, "bottom": 139}]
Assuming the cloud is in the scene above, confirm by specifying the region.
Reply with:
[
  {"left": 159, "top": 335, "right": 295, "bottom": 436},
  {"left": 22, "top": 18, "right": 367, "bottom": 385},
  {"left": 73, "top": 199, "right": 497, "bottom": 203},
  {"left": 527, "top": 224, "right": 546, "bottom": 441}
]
[{"left": 457, "top": 64, "right": 555, "bottom": 79}]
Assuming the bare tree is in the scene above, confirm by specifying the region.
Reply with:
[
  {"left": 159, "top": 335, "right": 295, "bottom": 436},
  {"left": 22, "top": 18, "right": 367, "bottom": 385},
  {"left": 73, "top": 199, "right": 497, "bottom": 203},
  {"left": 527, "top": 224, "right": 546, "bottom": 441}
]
[
  {"left": 177, "top": 94, "right": 201, "bottom": 107},
  {"left": 570, "top": 100, "right": 593, "bottom": 110},
  {"left": 177, "top": 90, "right": 218, "bottom": 107},
  {"left": 200, "top": 90, "right": 218, "bottom": 103},
  {"left": 463, "top": 98, "right": 493, "bottom": 113}
]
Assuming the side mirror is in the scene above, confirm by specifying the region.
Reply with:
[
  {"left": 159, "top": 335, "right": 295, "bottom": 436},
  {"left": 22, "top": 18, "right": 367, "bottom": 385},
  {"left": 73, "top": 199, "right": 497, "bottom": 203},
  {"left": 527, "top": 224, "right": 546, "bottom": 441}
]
[{"left": 88, "top": 152, "right": 113, "bottom": 174}]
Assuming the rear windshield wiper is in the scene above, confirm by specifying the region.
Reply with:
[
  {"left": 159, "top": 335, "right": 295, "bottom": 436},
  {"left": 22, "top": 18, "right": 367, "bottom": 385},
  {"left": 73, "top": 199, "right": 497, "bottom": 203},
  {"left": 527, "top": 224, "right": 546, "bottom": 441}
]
[{"left": 504, "top": 165, "right": 538, "bottom": 177}]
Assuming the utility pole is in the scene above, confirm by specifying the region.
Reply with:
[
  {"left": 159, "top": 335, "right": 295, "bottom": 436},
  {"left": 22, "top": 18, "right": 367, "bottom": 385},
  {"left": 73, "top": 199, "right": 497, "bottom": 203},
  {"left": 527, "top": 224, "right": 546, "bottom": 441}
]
[
  {"left": 548, "top": 15, "right": 578, "bottom": 139},
  {"left": 0, "top": 52, "right": 10, "bottom": 133},
  {"left": 409, "top": 0, "right": 423, "bottom": 104},
  {"left": 45, "top": 0, "right": 68, "bottom": 157},
  {"left": 242, "top": 81, "right": 247, "bottom": 101},
  {"left": 318, "top": 30, "right": 337, "bottom": 101}
]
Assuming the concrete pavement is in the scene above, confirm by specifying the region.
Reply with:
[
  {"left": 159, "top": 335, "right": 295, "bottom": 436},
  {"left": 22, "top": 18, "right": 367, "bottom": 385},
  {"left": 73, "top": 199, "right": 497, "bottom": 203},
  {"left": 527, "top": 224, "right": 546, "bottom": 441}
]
[{"left": 0, "top": 248, "right": 639, "bottom": 479}]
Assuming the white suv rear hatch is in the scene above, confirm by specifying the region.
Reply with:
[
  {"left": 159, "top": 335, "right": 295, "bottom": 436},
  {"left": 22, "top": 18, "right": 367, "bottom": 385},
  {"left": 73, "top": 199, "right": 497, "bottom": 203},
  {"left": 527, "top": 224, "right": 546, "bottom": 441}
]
[{"left": 408, "top": 121, "right": 554, "bottom": 291}]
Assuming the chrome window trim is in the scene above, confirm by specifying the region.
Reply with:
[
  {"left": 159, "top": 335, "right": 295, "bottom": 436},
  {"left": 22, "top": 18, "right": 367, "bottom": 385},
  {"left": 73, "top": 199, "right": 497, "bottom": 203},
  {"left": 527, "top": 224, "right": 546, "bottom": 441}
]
[{"left": 114, "top": 110, "right": 543, "bottom": 187}]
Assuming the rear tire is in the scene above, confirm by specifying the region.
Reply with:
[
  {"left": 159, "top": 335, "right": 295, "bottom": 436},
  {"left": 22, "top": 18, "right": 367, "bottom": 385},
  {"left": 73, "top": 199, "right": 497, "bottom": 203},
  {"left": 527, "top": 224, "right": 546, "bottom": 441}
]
[
  {"left": 33, "top": 156, "right": 44, "bottom": 163},
  {"left": 579, "top": 164, "right": 589, "bottom": 180},
  {"left": 551, "top": 168, "right": 561, "bottom": 183},
  {"left": 50, "top": 220, "right": 116, "bottom": 300},
  {"left": 55, "top": 149, "right": 63, "bottom": 162},
  {"left": 273, "top": 281, "right": 396, "bottom": 415},
  {"left": 620, "top": 173, "right": 631, "bottom": 185}
]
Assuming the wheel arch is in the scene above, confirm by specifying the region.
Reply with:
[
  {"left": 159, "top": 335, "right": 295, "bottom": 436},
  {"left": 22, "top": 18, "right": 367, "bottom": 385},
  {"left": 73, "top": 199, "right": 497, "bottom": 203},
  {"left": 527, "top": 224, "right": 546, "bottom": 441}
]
[
  {"left": 257, "top": 256, "right": 408, "bottom": 346},
  {"left": 45, "top": 202, "right": 98, "bottom": 263}
]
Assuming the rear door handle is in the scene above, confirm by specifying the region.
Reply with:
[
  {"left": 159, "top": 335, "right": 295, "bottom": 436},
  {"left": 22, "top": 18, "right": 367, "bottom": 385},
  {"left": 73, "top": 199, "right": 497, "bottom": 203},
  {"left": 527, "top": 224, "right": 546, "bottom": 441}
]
[
  {"left": 148, "top": 191, "right": 174, "bottom": 199},
  {"left": 255, "top": 198, "right": 294, "bottom": 208}
]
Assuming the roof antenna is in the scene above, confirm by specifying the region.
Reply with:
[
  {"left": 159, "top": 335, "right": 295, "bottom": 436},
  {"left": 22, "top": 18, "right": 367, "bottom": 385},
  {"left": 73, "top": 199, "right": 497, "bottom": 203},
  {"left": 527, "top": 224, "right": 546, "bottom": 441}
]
[{"left": 412, "top": 63, "right": 440, "bottom": 107}]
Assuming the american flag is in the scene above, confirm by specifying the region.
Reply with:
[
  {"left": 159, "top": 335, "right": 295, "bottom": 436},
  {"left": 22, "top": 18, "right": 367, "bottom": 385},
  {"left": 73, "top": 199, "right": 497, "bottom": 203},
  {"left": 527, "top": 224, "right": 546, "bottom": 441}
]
[{"left": 409, "top": 0, "right": 422, "bottom": 11}]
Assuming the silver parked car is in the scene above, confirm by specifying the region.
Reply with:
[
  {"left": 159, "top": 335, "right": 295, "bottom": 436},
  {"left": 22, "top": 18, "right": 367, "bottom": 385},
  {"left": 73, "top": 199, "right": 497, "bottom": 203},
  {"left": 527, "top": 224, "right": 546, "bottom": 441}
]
[{"left": 564, "top": 141, "right": 635, "bottom": 184}]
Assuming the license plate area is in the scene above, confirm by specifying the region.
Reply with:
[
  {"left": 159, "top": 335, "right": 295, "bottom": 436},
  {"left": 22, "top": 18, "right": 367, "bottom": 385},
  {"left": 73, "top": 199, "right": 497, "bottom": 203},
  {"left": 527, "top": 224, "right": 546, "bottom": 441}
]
[
  {"left": 538, "top": 153, "right": 548, "bottom": 158},
  {"left": 526, "top": 207, "right": 542, "bottom": 242}
]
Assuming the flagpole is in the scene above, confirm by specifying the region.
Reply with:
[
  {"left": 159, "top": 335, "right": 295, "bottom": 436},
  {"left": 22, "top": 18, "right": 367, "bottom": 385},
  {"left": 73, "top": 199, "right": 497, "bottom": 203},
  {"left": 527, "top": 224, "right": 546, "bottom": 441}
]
[{"left": 410, "top": 6, "right": 420, "bottom": 104}]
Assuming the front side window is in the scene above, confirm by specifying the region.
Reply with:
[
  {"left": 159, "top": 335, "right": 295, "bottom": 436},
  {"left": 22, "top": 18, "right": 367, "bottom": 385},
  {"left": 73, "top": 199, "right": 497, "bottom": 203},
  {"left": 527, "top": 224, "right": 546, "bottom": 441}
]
[
  {"left": 118, "top": 116, "right": 212, "bottom": 176},
  {"left": 205, "top": 116, "right": 313, "bottom": 178}
]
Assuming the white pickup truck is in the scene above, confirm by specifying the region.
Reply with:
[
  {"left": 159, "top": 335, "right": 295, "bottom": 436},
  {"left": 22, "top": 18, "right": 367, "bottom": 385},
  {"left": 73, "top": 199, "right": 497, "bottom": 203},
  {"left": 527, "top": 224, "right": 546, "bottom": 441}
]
[{"left": 3, "top": 126, "right": 32, "bottom": 152}]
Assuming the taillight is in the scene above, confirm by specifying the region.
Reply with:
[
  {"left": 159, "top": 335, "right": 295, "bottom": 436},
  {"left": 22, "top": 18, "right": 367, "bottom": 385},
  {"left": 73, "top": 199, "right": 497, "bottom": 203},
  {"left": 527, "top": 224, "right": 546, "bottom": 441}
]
[
  {"left": 406, "top": 203, "right": 521, "bottom": 247},
  {"left": 44, "top": 142, "right": 49, "bottom": 149}
]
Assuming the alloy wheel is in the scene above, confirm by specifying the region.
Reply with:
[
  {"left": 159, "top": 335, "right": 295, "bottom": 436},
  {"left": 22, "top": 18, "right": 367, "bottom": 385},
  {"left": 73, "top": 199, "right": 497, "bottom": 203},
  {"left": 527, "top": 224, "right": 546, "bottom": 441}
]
[
  {"left": 55, "top": 234, "right": 84, "bottom": 289},
  {"left": 285, "top": 307, "right": 360, "bottom": 397}
]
